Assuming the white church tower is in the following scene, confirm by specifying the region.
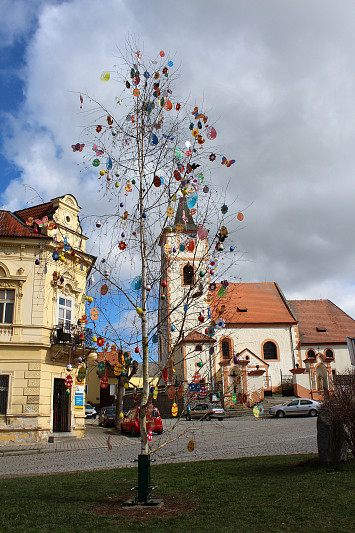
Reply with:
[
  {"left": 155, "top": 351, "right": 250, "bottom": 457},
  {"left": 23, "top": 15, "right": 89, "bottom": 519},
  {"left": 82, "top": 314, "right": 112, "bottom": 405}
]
[{"left": 158, "top": 197, "right": 213, "bottom": 383}]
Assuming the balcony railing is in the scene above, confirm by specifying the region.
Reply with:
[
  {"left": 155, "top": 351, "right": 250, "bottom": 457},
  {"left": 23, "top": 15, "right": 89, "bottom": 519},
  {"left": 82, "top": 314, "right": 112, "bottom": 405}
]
[{"left": 51, "top": 325, "right": 94, "bottom": 347}]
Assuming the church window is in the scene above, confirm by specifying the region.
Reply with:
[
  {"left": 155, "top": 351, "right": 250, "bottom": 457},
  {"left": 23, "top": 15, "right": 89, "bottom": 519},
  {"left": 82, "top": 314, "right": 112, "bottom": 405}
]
[
  {"left": 307, "top": 349, "right": 316, "bottom": 359},
  {"left": 183, "top": 264, "right": 195, "bottom": 286},
  {"left": 325, "top": 349, "right": 334, "bottom": 359},
  {"left": 221, "top": 339, "right": 231, "bottom": 359},
  {"left": 263, "top": 341, "right": 278, "bottom": 360}
]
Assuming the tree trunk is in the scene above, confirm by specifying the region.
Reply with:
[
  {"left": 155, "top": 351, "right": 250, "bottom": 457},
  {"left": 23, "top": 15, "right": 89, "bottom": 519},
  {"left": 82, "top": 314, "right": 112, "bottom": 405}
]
[{"left": 115, "top": 375, "right": 124, "bottom": 429}]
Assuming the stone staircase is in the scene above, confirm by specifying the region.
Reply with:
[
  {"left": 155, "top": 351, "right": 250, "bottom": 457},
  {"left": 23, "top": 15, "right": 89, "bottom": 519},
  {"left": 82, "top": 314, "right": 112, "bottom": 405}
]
[{"left": 225, "top": 396, "right": 297, "bottom": 418}]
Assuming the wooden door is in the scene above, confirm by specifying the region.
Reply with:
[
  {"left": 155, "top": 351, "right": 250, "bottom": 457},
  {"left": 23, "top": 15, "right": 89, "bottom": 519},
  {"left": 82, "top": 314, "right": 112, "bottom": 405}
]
[{"left": 53, "top": 378, "right": 70, "bottom": 432}]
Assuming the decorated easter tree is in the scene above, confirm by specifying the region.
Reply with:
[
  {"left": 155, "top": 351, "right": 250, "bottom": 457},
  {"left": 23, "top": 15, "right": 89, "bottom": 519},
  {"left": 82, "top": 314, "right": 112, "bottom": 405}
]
[{"left": 75, "top": 46, "right": 243, "bottom": 503}]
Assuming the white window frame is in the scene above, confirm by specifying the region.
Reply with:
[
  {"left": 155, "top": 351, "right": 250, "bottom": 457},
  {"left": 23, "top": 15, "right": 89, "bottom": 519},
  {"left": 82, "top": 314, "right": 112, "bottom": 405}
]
[
  {"left": 57, "top": 294, "right": 75, "bottom": 332},
  {"left": 0, "top": 289, "right": 15, "bottom": 324}
]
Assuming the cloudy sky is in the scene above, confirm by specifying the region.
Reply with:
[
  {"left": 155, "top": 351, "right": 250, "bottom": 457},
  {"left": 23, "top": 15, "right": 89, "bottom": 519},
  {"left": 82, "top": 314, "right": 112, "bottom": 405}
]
[{"left": 1, "top": 0, "right": 355, "bottom": 317}]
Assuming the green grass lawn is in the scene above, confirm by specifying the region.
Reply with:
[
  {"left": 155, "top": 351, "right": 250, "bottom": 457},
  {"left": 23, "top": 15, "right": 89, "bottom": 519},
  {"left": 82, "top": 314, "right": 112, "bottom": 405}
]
[{"left": 1, "top": 455, "right": 354, "bottom": 533}]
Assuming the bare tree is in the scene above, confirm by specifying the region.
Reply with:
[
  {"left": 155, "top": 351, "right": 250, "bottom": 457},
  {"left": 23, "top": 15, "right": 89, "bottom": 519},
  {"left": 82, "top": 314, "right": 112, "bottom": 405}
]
[{"left": 75, "top": 43, "right": 243, "bottom": 502}]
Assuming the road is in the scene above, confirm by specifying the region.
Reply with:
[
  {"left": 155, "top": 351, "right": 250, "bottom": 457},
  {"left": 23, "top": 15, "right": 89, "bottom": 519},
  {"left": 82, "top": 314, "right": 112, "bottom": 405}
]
[{"left": 0, "top": 417, "right": 318, "bottom": 478}]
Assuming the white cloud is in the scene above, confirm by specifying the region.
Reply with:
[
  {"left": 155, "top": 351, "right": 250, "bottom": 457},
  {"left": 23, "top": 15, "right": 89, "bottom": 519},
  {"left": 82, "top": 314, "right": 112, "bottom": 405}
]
[{"left": 2, "top": 0, "right": 355, "bottom": 318}]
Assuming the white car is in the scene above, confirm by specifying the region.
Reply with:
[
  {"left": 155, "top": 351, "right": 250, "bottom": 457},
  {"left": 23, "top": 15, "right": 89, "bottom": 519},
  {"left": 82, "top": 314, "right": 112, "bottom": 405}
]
[
  {"left": 85, "top": 404, "right": 97, "bottom": 419},
  {"left": 269, "top": 398, "right": 322, "bottom": 418}
]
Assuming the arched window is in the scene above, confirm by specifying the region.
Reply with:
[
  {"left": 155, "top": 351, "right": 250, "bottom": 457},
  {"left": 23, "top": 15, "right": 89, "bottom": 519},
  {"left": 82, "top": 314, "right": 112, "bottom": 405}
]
[
  {"left": 263, "top": 341, "right": 277, "bottom": 360},
  {"left": 222, "top": 340, "right": 231, "bottom": 359},
  {"left": 183, "top": 263, "right": 194, "bottom": 286},
  {"left": 307, "top": 349, "right": 316, "bottom": 359},
  {"left": 325, "top": 349, "right": 334, "bottom": 359}
]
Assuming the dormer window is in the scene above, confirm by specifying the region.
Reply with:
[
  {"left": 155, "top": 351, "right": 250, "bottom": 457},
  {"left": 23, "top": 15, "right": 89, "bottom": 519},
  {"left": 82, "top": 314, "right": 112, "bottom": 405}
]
[
  {"left": 316, "top": 326, "right": 327, "bottom": 332},
  {"left": 237, "top": 307, "right": 247, "bottom": 312}
]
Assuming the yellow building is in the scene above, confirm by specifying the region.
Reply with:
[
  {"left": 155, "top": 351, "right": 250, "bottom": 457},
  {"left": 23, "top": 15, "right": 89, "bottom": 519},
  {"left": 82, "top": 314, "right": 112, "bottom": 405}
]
[{"left": 0, "top": 194, "right": 96, "bottom": 445}]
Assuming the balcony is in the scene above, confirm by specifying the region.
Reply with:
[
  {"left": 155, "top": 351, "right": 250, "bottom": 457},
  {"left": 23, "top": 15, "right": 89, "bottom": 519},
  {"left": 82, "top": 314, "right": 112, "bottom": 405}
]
[{"left": 51, "top": 325, "right": 95, "bottom": 348}]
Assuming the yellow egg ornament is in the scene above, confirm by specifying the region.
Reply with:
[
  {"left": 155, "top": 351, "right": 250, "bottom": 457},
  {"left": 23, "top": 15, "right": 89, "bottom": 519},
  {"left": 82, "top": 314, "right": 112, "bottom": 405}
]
[{"left": 119, "top": 411, "right": 124, "bottom": 418}]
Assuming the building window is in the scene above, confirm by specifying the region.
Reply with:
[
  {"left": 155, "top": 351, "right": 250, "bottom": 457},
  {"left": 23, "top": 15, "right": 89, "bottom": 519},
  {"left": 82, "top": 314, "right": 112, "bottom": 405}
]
[
  {"left": 183, "top": 264, "right": 194, "bottom": 286},
  {"left": 0, "top": 375, "right": 9, "bottom": 415},
  {"left": 325, "top": 349, "right": 334, "bottom": 359},
  {"left": 58, "top": 295, "right": 74, "bottom": 331},
  {"left": 263, "top": 341, "right": 278, "bottom": 360},
  {"left": 222, "top": 339, "right": 231, "bottom": 359},
  {"left": 307, "top": 349, "right": 316, "bottom": 359},
  {"left": 195, "top": 345, "right": 202, "bottom": 352},
  {"left": 0, "top": 289, "right": 15, "bottom": 324}
]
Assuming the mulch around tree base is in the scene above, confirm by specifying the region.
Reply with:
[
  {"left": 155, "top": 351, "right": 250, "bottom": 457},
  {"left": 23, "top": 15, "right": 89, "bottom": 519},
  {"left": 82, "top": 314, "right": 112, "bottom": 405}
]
[{"left": 94, "top": 493, "right": 198, "bottom": 521}]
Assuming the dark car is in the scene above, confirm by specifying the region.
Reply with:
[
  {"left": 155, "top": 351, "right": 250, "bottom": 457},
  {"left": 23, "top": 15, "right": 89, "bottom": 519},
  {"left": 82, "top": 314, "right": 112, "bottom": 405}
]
[
  {"left": 186, "top": 402, "right": 225, "bottom": 421},
  {"left": 269, "top": 398, "right": 322, "bottom": 418},
  {"left": 99, "top": 406, "right": 116, "bottom": 427}
]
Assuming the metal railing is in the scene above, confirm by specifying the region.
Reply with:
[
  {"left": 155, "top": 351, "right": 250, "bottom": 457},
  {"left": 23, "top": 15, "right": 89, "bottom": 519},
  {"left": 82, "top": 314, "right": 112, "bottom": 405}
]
[{"left": 51, "top": 325, "right": 94, "bottom": 347}]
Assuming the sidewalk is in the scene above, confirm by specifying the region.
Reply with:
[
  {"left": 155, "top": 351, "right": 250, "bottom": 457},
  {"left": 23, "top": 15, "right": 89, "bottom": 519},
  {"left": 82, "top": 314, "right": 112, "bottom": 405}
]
[{"left": 0, "top": 426, "right": 121, "bottom": 457}]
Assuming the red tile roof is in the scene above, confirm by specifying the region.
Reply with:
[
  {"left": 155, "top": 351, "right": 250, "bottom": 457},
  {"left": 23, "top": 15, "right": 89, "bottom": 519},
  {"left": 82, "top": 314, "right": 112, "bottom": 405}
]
[
  {"left": 210, "top": 282, "right": 296, "bottom": 324},
  {"left": 181, "top": 330, "right": 215, "bottom": 343},
  {"left": 288, "top": 300, "right": 355, "bottom": 344},
  {"left": 14, "top": 202, "right": 55, "bottom": 222},
  {"left": 0, "top": 211, "right": 48, "bottom": 238}
]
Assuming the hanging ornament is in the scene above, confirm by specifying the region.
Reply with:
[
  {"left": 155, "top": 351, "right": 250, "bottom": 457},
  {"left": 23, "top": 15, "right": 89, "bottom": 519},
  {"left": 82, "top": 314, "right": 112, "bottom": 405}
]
[
  {"left": 90, "top": 307, "right": 99, "bottom": 321},
  {"left": 64, "top": 375, "right": 73, "bottom": 388},
  {"left": 187, "top": 440, "right": 195, "bottom": 452},
  {"left": 163, "top": 368, "right": 169, "bottom": 382},
  {"left": 100, "top": 376, "right": 109, "bottom": 388},
  {"left": 153, "top": 386, "right": 158, "bottom": 399},
  {"left": 101, "top": 284, "right": 108, "bottom": 296},
  {"left": 167, "top": 386, "right": 175, "bottom": 400},
  {"left": 114, "top": 363, "right": 123, "bottom": 376},
  {"left": 237, "top": 212, "right": 244, "bottom": 221},
  {"left": 171, "top": 402, "right": 178, "bottom": 417}
]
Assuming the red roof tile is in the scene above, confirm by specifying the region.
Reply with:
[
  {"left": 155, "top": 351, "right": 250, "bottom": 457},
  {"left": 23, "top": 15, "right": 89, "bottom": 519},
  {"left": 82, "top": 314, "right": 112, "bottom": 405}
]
[
  {"left": 210, "top": 282, "right": 296, "bottom": 324},
  {"left": 14, "top": 202, "right": 55, "bottom": 222},
  {"left": 0, "top": 211, "right": 48, "bottom": 238},
  {"left": 181, "top": 330, "right": 215, "bottom": 343},
  {"left": 288, "top": 300, "right": 355, "bottom": 344}
]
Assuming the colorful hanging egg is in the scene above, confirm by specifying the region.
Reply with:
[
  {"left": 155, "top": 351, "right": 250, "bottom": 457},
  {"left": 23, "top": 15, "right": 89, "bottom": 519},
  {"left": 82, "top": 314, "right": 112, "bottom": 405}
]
[
  {"left": 187, "top": 440, "right": 195, "bottom": 452},
  {"left": 167, "top": 386, "right": 175, "bottom": 399},
  {"left": 90, "top": 307, "right": 99, "bottom": 320},
  {"left": 100, "top": 376, "right": 109, "bottom": 388},
  {"left": 171, "top": 402, "right": 178, "bottom": 417},
  {"left": 114, "top": 363, "right": 123, "bottom": 376},
  {"left": 101, "top": 284, "right": 108, "bottom": 295}
]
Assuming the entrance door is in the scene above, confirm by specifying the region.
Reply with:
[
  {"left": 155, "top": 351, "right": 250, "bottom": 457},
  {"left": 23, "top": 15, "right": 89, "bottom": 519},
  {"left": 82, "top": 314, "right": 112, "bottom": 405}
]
[{"left": 53, "top": 378, "right": 70, "bottom": 432}]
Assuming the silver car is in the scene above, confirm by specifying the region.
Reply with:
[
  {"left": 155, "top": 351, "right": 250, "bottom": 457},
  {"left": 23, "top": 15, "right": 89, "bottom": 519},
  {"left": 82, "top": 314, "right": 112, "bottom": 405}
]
[
  {"left": 186, "top": 402, "right": 225, "bottom": 421},
  {"left": 85, "top": 403, "right": 97, "bottom": 419},
  {"left": 269, "top": 398, "right": 322, "bottom": 418}
]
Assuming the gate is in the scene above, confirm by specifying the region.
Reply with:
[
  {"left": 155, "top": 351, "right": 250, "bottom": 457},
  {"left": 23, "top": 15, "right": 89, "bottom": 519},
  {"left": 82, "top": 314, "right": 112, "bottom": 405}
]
[
  {"left": 53, "top": 378, "right": 70, "bottom": 432},
  {"left": 280, "top": 371, "right": 294, "bottom": 396}
]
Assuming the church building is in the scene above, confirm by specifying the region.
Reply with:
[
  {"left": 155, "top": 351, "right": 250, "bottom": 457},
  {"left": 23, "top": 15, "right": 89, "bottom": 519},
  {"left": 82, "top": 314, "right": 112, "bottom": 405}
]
[{"left": 158, "top": 199, "right": 355, "bottom": 405}]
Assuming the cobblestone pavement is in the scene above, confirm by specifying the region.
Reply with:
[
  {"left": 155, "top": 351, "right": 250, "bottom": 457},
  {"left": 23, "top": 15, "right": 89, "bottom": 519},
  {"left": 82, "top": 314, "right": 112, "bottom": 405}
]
[{"left": 0, "top": 417, "right": 318, "bottom": 478}]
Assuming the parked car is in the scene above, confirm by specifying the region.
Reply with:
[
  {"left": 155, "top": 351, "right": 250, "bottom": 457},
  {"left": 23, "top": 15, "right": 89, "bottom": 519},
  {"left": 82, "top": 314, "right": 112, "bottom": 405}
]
[
  {"left": 99, "top": 406, "right": 116, "bottom": 427},
  {"left": 269, "top": 398, "right": 322, "bottom": 418},
  {"left": 85, "top": 404, "right": 97, "bottom": 419},
  {"left": 121, "top": 407, "right": 163, "bottom": 437},
  {"left": 186, "top": 402, "right": 225, "bottom": 421}
]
